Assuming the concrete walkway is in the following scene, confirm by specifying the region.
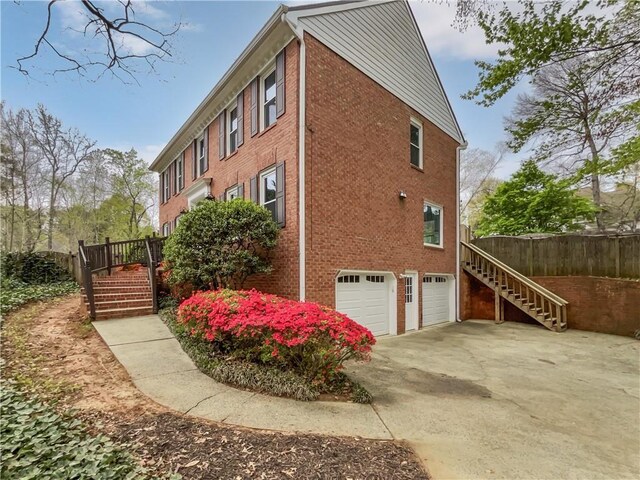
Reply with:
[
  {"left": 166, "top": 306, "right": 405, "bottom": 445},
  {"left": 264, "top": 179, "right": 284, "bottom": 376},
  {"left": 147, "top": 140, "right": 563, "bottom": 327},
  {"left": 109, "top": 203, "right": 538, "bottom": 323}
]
[
  {"left": 92, "top": 315, "right": 392, "bottom": 439},
  {"left": 94, "top": 315, "right": 640, "bottom": 480}
]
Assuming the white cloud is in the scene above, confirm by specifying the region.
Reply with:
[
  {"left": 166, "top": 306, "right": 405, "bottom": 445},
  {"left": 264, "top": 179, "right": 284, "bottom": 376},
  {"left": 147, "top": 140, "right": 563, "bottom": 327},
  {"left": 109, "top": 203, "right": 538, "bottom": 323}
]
[
  {"left": 410, "top": 1, "right": 500, "bottom": 60},
  {"left": 137, "top": 144, "right": 166, "bottom": 166}
]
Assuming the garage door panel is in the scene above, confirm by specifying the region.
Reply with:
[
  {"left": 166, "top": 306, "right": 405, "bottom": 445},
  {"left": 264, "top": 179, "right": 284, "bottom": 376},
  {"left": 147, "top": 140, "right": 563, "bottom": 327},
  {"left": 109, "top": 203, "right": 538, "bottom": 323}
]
[
  {"left": 422, "top": 275, "right": 451, "bottom": 326},
  {"left": 336, "top": 273, "right": 390, "bottom": 336}
]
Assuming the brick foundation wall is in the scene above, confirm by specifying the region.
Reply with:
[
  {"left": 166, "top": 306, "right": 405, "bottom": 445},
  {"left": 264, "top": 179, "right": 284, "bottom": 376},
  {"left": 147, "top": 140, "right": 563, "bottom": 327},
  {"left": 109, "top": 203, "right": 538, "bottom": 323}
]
[
  {"left": 304, "top": 34, "right": 460, "bottom": 334},
  {"left": 461, "top": 272, "right": 640, "bottom": 337},
  {"left": 158, "top": 40, "right": 300, "bottom": 300}
]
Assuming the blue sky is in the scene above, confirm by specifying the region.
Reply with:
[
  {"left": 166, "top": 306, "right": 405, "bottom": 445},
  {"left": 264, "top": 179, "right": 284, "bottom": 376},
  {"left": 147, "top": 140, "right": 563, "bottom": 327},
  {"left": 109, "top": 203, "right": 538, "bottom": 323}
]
[{"left": 1, "top": 0, "right": 526, "bottom": 178}]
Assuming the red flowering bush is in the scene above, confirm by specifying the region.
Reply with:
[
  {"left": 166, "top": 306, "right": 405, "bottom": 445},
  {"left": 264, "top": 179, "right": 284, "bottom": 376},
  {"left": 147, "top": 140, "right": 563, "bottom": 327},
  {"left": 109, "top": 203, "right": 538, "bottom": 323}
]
[{"left": 177, "top": 289, "right": 376, "bottom": 384}]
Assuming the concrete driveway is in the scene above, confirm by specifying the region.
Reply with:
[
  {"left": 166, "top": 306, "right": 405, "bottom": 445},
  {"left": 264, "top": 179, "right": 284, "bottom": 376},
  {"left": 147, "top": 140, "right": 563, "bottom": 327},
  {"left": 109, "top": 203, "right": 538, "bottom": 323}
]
[{"left": 347, "top": 320, "right": 640, "bottom": 480}]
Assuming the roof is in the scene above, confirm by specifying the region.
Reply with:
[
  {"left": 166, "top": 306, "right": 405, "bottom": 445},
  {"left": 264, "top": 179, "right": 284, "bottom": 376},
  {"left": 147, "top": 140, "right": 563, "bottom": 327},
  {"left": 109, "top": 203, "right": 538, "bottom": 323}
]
[{"left": 150, "top": 0, "right": 465, "bottom": 172}]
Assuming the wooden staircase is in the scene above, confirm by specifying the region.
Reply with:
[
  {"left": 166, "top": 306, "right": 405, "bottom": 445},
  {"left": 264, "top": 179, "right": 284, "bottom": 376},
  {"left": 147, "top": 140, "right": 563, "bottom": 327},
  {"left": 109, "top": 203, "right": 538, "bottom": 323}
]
[
  {"left": 461, "top": 241, "right": 568, "bottom": 332},
  {"left": 78, "top": 236, "right": 164, "bottom": 320},
  {"left": 81, "top": 270, "right": 154, "bottom": 320}
]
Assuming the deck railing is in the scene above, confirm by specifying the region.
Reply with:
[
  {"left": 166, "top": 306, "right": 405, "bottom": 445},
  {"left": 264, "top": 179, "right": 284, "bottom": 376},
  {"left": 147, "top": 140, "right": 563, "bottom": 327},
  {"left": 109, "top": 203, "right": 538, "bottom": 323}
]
[{"left": 78, "top": 236, "right": 165, "bottom": 319}]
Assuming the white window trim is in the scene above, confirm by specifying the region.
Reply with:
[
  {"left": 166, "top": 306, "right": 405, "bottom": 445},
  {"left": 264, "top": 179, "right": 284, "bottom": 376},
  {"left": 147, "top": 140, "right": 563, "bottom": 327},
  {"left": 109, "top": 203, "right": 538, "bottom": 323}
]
[
  {"left": 162, "top": 222, "right": 170, "bottom": 236},
  {"left": 176, "top": 155, "right": 184, "bottom": 192},
  {"left": 423, "top": 201, "right": 443, "bottom": 248},
  {"left": 186, "top": 179, "right": 211, "bottom": 209},
  {"left": 410, "top": 117, "right": 423, "bottom": 169},
  {"left": 260, "top": 62, "right": 277, "bottom": 131},
  {"left": 162, "top": 170, "right": 170, "bottom": 203},
  {"left": 227, "top": 101, "right": 238, "bottom": 155},
  {"left": 197, "top": 132, "right": 206, "bottom": 177},
  {"left": 225, "top": 184, "right": 241, "bottom": 201},
  {"left": 259, "top": 165, "right": 277, "bottom": 209}
]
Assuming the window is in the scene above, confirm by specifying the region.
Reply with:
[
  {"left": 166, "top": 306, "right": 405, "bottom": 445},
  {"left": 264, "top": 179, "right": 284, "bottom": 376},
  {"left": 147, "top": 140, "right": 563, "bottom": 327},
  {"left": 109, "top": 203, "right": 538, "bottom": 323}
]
[
  {"left": 197, "top": 134, "right": 206, "bottom": 176},
  {"left": 410, "top": 118, "right": 423, "bottom": 168},
  {"left": 262, "top": 67, "right": 277, "bottom": 129},
  {"left": 162, "top": 222, "right": 170, "bottom": 236},
  {"left": 423, "top": 202, "right": 442, "bottom": 247},
  {"left": 226, "top": 184, "right": 241, "bottom": 201},
  {"left": 162, "top": 170, "right": 170, "bottom": 203},
  {"left": 175, "top": 214, "right": 183, "bottom": 226},
  {"left": 228, "top": 106, "right": 238, "bottom": 154},
  {"left": 176, "top": 155, "right": 184, "bottom": 192},
  {"left": 337, "top": 275, "right": 360, "bottom": 283},
  {"left": 366, "top": 275, "right": 385, "bottom": 283},
  {"left": 259, "top": 166, "right": 277, "bottom": 219},
  {"left": 405, "top": 276, "right": 413, "bottom": 303}
]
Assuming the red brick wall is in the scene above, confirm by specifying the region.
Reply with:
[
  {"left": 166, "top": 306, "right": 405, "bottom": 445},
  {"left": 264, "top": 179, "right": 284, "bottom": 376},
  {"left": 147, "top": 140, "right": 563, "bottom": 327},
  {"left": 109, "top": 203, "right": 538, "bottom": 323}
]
[
  {"left": 461, "top": 272, "right": 640, "bottom": 337},
  {"left": 304, "top": 34, "right": 460, "bottom": 333},
  {"left": 158, "top": 40, "right": 300, "bottom": 299}
]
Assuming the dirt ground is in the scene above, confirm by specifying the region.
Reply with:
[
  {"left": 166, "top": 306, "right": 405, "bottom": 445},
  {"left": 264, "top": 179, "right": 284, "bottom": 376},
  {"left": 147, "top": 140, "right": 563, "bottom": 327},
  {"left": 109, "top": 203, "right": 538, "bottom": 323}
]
[{"left": 1, "top": 295, "right": 428, "bottom": 480}]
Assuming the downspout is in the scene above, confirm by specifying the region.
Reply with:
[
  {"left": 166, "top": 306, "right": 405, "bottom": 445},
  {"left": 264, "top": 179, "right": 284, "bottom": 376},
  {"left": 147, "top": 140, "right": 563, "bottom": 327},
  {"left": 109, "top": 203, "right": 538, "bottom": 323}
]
[
  {"left": 456, "top": 142, "right": 468, "bottom": 321},
  {"left": 284, "top": 13, "right": 307, "bottom": 301}
]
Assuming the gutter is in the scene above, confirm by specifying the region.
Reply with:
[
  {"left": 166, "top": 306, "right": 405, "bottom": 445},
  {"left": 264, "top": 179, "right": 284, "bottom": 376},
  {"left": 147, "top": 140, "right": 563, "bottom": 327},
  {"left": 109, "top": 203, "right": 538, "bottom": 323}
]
[
  {"left": 284, "top": 14, "right": 306, "bottom": 302},
  {"left": 456, "top": 141, "right": 468, "bottom": 321}
]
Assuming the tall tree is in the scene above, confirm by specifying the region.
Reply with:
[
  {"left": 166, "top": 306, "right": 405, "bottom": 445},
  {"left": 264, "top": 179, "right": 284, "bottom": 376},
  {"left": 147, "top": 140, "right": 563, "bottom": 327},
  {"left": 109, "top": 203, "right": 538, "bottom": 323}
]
[
  {"left": 460, "top": 145, "right": 505, "bottom": 224},
  {"left": 104, "top": 148, "right": 156, "bottom": 238},
  {"left": 475, "top": 160, "right": 595, "bottom": 236},
  {"left": 506, "top": 58, "right": 638, "bottom": 230},
  {"left": 28, "top": 105, "right": 96, "bottom": 250}
]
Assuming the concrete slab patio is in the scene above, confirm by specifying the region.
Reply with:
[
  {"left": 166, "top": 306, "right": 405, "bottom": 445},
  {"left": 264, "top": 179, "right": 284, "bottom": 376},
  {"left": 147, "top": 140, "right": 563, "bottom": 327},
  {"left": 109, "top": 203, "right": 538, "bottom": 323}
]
[{"left": 94, "top": 315, "right": 640, "bottom": 480}]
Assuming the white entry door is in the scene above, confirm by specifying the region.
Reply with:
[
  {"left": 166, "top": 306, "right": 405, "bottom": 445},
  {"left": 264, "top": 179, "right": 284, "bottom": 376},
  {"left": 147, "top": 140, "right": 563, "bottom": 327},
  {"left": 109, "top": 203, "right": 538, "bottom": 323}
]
[
  {"left": 422, "top": 275, "right": 451, "bottom": 326},
  {"left": 404, "top": 272, "right": 418, "bottom": 331},
  {"left": 336, "top": 273, "right": 390, "bottom": 336}
]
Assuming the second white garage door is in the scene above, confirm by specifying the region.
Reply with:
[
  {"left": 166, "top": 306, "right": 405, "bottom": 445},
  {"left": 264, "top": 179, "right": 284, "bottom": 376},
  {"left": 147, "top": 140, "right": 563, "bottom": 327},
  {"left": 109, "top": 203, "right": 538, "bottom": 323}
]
[
  {"left": 336, "top": 273, "right": 389, "bottom": 336},
  {"left": 422, "top": 275, "right": 451, "bottom": 326}
]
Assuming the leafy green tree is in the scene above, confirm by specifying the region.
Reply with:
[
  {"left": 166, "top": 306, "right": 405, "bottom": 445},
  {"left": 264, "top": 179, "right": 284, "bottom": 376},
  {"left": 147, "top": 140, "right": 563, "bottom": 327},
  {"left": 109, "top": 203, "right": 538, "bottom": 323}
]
[
  {"left": 163, "top": 199, "right": 278, "bottom": 291},
  {"left": 475, "top": 160, "right": 595, "bottom": 236},
  {"left": 463, "top": 0, "right": 639, "bottom": 107}
]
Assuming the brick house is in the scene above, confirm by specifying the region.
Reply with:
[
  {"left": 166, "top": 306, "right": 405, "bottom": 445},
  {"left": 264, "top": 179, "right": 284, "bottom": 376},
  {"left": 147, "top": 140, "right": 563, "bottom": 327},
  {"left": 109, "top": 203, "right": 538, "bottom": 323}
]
[{"left": 150, "top": 0, "right": 466, "bottom": 336}]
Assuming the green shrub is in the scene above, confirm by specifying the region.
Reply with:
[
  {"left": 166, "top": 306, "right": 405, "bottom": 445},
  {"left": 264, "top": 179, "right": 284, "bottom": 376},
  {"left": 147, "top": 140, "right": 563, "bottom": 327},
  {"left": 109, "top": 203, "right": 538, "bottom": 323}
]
[
  {"left": 0, "top": 280, "right": 78, "bottom": 316},
  {"left": 0, "top": 382, "right": 171, "bottom": 479},
  {"left": 162, "top": 199, "right": 278, "bottom": 292},
  {"left": 1, "top": 252, "right": 71, "bottom": 284}
]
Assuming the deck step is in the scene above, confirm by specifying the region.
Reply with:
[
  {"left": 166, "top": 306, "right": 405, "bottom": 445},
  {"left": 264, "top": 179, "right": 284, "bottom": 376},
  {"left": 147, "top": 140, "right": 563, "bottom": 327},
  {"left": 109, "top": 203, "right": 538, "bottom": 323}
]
[{"left": 94, "top": 306, "right": 154, "bottom": 320}]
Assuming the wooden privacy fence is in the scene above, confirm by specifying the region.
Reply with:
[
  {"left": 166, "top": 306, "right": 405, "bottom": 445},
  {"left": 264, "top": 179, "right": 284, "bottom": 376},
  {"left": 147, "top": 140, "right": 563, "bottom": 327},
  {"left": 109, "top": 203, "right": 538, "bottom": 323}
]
[{"left": 472, "top": 234, "right": 640, "bottom": 279}]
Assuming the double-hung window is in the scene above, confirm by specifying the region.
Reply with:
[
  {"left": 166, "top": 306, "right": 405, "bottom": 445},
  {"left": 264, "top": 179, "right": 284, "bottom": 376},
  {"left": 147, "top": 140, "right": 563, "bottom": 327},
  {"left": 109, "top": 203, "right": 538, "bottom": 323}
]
[
  {"left": 176, "top": 155, "right": 184, "bottom": 192},
  {"left": 162, "top": 170, "right": 170, "bottom": 203},
  {"left": 226, "top": 184, "right": 241, "bottom": 201},
  {"left": 259, "top": 166, "right": 277, "bottom": 219},
  {"left": 228, "top": 105, "right": 238, "bottom": 154},
  {"left": 162, "top": 222, "right": 170, "bottom": 237},
  {"left": 262, "top": 67, "right": 277, "bottom": 129},
  {"left": 197, "top": 134, "right": 206, "bottom": 176},
  {"left": 410, "top": 118, "right": 423, "bottom": 169},
  {"left": 423, "top": 202, "right": 443, "bottom": 247}
]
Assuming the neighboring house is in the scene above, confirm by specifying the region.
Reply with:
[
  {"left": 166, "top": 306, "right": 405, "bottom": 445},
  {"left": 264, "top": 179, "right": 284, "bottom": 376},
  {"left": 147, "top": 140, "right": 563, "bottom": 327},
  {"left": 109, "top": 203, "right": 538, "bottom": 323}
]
[{"left": 150, "top": 0, "right": 466, "bottom": 336}]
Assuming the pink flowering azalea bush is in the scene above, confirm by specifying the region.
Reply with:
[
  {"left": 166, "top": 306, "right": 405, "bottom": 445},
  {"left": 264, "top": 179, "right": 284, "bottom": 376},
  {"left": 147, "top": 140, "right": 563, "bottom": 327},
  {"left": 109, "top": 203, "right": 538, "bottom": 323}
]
[{"left": 177, "top": 289, "right": 376, "bottom": 384}]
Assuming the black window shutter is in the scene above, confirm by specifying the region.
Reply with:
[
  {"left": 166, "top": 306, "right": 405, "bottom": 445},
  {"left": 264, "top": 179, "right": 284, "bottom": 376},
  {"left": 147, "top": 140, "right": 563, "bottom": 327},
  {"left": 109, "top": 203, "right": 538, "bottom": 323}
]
[
  {"left": 275, "top": 162, "right": 285, "bottom": 227},
  {"left": 172, "top": 161, "right": 177, "bottom": 195},
  {"left": 275, "top": 50, "right": 285, "bottom": 118},
  {"left": 159, "top": 173, "right": 164, "bottom": 204},
  {"left": 250, "top": 175, "right": 258, "bottom": 203},
  {"left": 218, "top": 112, "right": 225, "bottom": 160},
  {"left": 192, "top": 140, "right": 197, "bottom": 179},
  {"left": 238, "top": 183, "right": 244, "bottom": 199},
  {"left": 203, "top": 127, "right": 210, "bottom": 173},
  {"left": 237, "top": 91, "right": 244, "bottom": 147},
  {"left": 167, "top": 166, "right": 172, "bottom": 197},
  {"left": 250, "top": 77, "right": 258, "bottom": 137}
]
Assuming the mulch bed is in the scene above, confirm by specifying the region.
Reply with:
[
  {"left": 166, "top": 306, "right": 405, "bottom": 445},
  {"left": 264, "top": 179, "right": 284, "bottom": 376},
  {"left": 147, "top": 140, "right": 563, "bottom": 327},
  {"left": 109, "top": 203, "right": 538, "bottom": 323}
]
[
  {"left": 2, "top": 297, "right": 429, "bottom": 480},
  {"left": 86, "top": 410, "right": 426, "bottom": 480}
]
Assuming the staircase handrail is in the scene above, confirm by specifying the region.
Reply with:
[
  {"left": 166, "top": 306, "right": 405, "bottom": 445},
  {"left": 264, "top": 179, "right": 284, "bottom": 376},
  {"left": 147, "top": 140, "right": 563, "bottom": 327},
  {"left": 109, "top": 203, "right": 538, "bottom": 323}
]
[
  {"left": 461, "top": 241, "right": 569, "bottom": 306},
  {"left": 144, "top": 236, "right": 159, "bottom": 314},
  {"left": 78, "top": 240, "right": 96, "bottom": 319}
]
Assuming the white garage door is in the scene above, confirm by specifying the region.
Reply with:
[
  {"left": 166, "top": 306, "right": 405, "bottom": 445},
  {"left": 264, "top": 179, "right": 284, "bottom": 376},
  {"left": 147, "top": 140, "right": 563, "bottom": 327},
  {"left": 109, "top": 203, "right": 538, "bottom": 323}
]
[
  {"left": 422, "top": 275, "right": 451, "bottom": 326},
  {"left": 336, "top": 273, "right": 389, "bottom": 336}
]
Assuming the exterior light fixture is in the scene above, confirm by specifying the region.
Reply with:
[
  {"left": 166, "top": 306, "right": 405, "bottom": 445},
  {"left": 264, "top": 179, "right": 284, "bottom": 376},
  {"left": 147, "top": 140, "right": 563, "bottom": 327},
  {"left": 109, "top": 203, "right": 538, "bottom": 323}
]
[{"left": 399, "top": 190, "right": 407, "bottom": 199}]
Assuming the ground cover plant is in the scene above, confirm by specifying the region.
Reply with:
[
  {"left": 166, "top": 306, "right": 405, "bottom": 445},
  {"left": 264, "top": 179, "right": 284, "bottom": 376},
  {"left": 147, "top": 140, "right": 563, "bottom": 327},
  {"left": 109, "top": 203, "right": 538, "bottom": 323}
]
[
  {"left": 0, "top": 382, "right": 172, "bottom": 480},
  {"left": 0, "top": 278, "right": 78, "bottom": 316},
  {"left": 161, "top": 289, "right": 375, "bottom": 403}
]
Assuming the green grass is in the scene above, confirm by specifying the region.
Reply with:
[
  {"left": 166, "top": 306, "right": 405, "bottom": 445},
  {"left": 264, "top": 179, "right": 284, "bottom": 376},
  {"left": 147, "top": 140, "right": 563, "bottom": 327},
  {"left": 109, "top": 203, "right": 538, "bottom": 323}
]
[{"left": 0, "top": 382, "right": 177, "bottom": 480}]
